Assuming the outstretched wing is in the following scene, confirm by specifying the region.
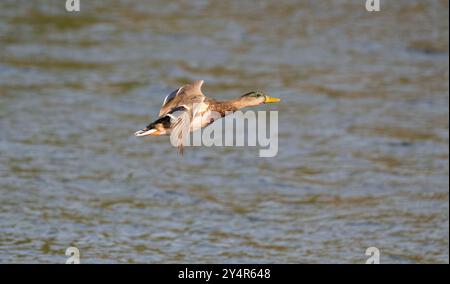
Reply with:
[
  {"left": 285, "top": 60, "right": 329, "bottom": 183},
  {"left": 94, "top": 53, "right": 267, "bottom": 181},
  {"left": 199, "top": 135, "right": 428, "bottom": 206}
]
[
  {"left": 161, "top": 88, "right": 181, "bottom": 109},
  {"left": 169, "top": 95, "right": 208, "bottom": 154},
  {"left": 169, "top": 109, "right": 191, "bottom": 154},
  {"left": 159, "top": 80, "right": 205, "bottom": 117}
]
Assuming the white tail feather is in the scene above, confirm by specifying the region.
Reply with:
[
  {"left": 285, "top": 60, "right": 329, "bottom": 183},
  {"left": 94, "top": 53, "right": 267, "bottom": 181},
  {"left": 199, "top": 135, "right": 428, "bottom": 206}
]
[{"left": 134, "top": 129, "right": 157, "bottom": 137}]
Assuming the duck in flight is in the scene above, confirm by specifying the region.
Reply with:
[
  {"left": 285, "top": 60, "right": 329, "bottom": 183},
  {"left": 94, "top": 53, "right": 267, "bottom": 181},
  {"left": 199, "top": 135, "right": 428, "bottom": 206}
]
[{"left": 134, "top": 80, "right": 280, "bottom": 153}]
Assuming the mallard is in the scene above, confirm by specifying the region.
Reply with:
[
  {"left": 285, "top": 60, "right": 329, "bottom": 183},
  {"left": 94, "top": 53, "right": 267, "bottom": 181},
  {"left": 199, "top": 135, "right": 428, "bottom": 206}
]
[{"left": 134, "top": 80, "right": 280, "bottom": 152}]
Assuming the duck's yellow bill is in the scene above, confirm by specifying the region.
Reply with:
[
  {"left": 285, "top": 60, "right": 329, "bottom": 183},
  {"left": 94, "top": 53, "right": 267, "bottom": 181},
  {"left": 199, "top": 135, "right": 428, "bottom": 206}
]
[{"left": 264, "top": 96, "right": 281, "bottom": 103}]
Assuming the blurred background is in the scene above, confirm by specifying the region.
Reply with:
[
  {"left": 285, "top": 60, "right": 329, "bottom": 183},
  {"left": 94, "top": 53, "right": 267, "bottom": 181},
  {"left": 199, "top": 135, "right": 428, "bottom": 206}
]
[{"left": 0, "top": 0, "right": 448, "bottom": 263}]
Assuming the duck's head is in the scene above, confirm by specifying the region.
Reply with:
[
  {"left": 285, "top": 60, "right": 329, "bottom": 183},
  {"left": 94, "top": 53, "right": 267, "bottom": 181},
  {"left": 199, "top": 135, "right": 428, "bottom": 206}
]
[{"left": 237, "top": 91, "right": 281, "bottom": 107}]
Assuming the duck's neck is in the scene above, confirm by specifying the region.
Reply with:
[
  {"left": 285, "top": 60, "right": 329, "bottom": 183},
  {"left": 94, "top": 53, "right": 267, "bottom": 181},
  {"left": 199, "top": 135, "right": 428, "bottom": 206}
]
[{"left": 210, "top": 98, "right": 246, "bottom": 116}]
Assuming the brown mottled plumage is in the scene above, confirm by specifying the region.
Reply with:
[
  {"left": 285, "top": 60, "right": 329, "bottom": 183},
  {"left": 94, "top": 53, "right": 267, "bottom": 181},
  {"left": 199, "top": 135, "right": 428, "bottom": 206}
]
[{"left": 134, "top": 80, "right": 280, "bottom": 153}]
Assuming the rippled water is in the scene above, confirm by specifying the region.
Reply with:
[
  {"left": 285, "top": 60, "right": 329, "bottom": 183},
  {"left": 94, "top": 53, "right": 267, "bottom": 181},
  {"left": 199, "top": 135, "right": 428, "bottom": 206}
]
[{"left": 0, "top": 0, "right": 448, "bottom": 263}]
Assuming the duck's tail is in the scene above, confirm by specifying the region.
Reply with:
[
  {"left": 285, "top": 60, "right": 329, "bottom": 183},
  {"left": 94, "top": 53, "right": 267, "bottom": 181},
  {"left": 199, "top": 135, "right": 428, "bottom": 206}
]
[
  {"left": 134, "top": 116, "right": 171, "bottom": 137},
  {"left": 134, "top": 128, "right": 158, "bottom": 136}
]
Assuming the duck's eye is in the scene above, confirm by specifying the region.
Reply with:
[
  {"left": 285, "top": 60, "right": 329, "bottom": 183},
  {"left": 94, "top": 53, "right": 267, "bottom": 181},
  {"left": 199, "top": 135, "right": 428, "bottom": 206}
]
[{"left": 256, "top": 93, "right": 262, "bottom": 97}]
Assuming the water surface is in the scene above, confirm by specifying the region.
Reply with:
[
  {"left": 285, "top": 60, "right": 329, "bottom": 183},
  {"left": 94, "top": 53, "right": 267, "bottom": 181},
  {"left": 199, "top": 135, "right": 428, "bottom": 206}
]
[{"left": 0, "top": 0, "right": 448, "bottom": 263}]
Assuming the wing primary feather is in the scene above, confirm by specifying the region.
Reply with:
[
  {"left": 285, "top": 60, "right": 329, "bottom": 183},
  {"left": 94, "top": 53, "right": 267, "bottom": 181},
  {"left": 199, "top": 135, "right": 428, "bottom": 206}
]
[{"left": 162, "top": 88, "right": 181, "bottom": 107}]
